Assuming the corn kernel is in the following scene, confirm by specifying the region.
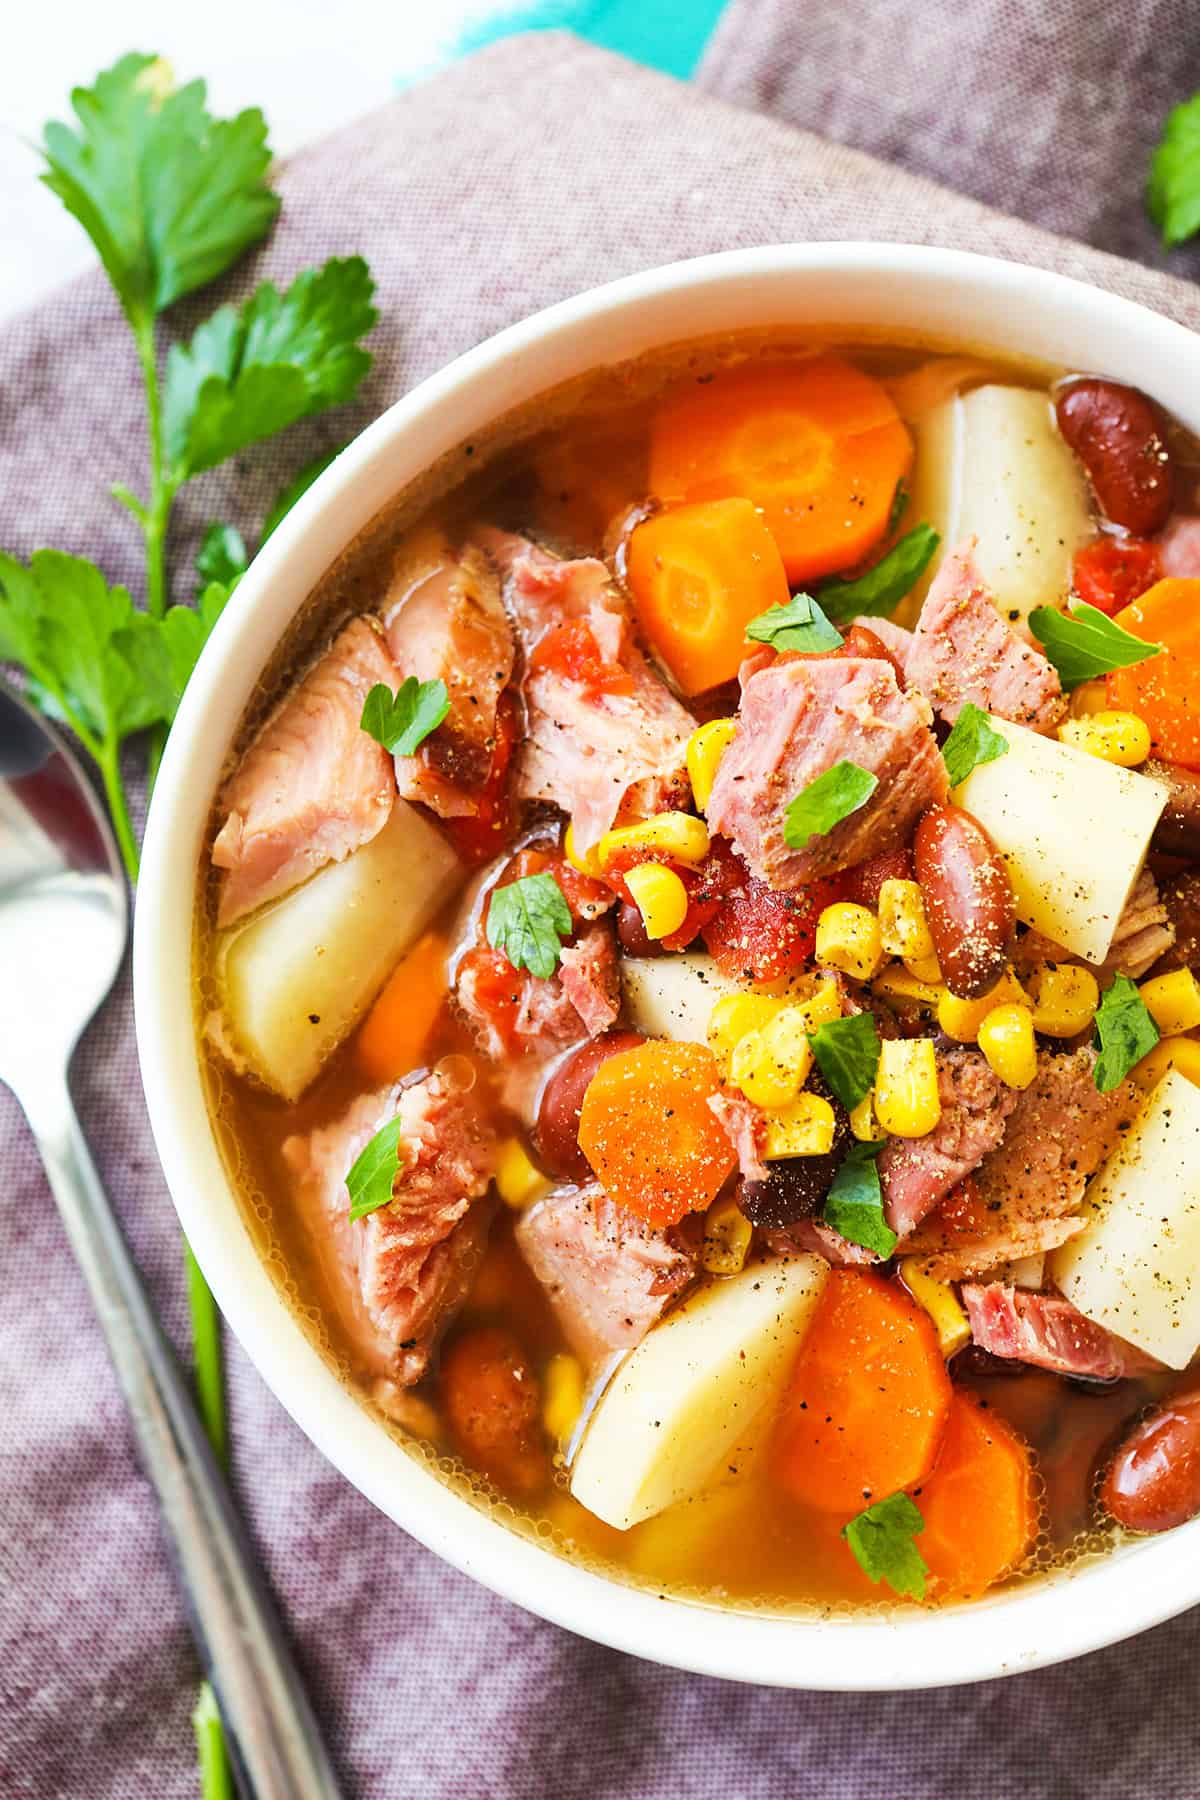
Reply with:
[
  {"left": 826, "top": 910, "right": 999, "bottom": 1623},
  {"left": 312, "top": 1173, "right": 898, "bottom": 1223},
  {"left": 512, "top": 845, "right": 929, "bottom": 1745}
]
[
  {"left": 977, "top": 1003, "right": 1038, "bottom": 1089},
  {"left": 873, "top": 964, "right": 945, "bottom": 1010},
  {"left": 901, "top": 1259, "right": 971, "bottom": 1358},
  {"left": 702, "top": 1193, "right": 754, "bottom": 1274},
  {"left": 815, "top": 902, "right": 885, "bottom": 981},
  {"left": 1139, "top": 969, "right": 1200, "bottom": 1037},
  {"left": 1028, "top": 963, "right": 1100, "bottom": 1038},
  {"left": 849, "top": 1091, "right": 880, "bottom": 1142},
  {"left": 1069, "top": 679, "right": 1111, "bottom": 719},
  {"left": 597, "top": 810, "right": 710, "bottom": 867},
  {"left": 564, "top": 820, "right": 604, "bottom": 878},
  {"left": 903, "top": 953, "right": 943, "bottom": 985},
  {"left": 1058, "top": 710, "right": 1152, "bottom": 768},
  {"left": 760, "top": 1006, "right": 816, "bottom": 1087},
  {"left": 495, "top": 1136, "right": 551, "bottom": 1211},
  {"left": 542, "top": 1353, "right": 585, "bottom": 1445},
  {"left": 624, "top": 861, "right": 689, "bottom": 940},
  {"left": 937, "top": 971, "right": 1029, "bottom": 1042},
  {"left": 730, "top": 1028, "right": 803, "bottom": 1108},
  {"left": 782, "top": 972, "right": 844, "bottom": 1030},
  {"left": 762, "top": 1092, "right": 837, "bottom": 1159},
  {"left": 1131, "top": 1037, "right": 1200, "bottom": 1092},
  {"left": 877, "top": 878, "right": 936, "bottom": 962},
  {"left": 874, "top": 1038, "right": 942, "bottom": 1137},
  {"left": 707, "top": 991, "right": 782, "bottom": 1063},
  {"left": 686, "top": 717, "right": 737, "bottom": 813}
]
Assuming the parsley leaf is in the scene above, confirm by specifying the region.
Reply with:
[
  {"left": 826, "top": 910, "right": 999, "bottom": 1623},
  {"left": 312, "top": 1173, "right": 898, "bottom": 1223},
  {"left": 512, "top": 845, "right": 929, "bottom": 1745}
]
[
  {"left": 360, "top": 678, "right": 450, "bottom": 758},
  {"left": 1148, "top": 93, "right": 1200, "bottom": 249},
  {"left": 163, "top": 258, "right": 377, "bottom": 480},
  {"left": 783, "top": 760, "right": 878, "bottom": 850},
  {"left": 40, "top": 53, "right": 278, "bottom": 321},
  {"left": 1029, "top": 601, "right": 1161, "bottom": 690},
  {"left": 346, "top": 1116, "right": 407, "bottom": 1223},
  {"left": 745, "top": 592, "right": 844, "bottom": 655},
  {"left": 195, "top": 523, "right": 248, "bottom": 593},
  {"left": 1093, "top": 973, "right": 1159, "bottom": 1093},
  {"left": 817, "top": 524, "right": 941, "bottom": 623},
  {"left": 821, "top": 1138, "right": 896, "bottom": 1258},
  {"left": 842, "top": 1492, "right": 928, "bottom": 1600},
  {"left": 809, "top": 1013, "right": 881, "bottom": 1112},
  {"left": 887, "top": 480, "right": 910, "bottom": 535},
  {"left": 487, "top": 872, "right": 573, "bottom": 980},
  {"left": 942, "top": 702, "right": 1010, "bottom": 788},
  {"left": 127, "top": 581, "right": 236, "bottom": 725}
]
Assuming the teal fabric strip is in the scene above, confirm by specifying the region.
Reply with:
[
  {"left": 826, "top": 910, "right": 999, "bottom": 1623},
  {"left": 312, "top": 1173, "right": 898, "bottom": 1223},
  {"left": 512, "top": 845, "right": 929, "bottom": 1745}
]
[{"left": 448, "top": 0, "right": 728, "bottom": 81}]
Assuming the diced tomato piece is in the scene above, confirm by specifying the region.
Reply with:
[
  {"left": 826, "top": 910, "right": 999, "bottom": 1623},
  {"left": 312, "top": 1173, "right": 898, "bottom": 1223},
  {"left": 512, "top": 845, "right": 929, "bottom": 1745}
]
[
  {"left": 1072, "top": 536, "right": 1162, "bottom": 617},
  {"left": 455, "top": 946, "right": 525, "bottom": 1053},
  {"left": 530, "top": 620, "right": 633, "bottom": 697},
  {"left": 703, "top": 842, "right": 844, "bottom": 983},
  {"left": 493, "top": 841, "right": 609, "bottom": 930},
  {"left": 601, "top": 833, "right": 742, "bottom": 950},
  {"left": 843, "top": 846, "right": 916, "bottom": 908},
  {"left": 923, "top": 1175, "right": 989, "bottom": 1242},
  {"left": 439, "top": 691, "right": 519, "bottom": 864}
]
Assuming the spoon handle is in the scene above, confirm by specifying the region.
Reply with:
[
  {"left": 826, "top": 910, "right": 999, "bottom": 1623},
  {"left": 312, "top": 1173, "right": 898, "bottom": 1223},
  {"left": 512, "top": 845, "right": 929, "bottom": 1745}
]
[{"left": 22, "top": 1074, "right": 342, "bottom": 1800}]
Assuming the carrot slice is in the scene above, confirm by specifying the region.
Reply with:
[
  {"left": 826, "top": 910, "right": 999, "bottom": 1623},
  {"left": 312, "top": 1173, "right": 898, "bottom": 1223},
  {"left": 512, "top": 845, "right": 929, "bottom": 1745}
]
[
  {"left": 1108, "top": 577, "right": 1200, "bottom": 769},
  {"left": 648, "top": 357, "right": 912, "bottom": 585},
  {"left": 774, "top": 1270, "right": 952, "bottom": 1514},
  {"left": 914, "top": 1390, "right": 1039, "bottom": 1598},
  {"left": 355, "top": 930, "right": 447, "bottom": 1083},
  {"left": 626, "top": 497, "right": 790, "bottom": 695},
  {"left": 576, "top": 1040, "right": 735, "bottom": 1226}
]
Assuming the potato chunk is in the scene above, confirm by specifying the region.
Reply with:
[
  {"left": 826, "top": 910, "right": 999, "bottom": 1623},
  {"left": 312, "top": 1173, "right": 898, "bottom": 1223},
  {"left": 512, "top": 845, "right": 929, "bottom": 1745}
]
[
  {"left": 954, "top": 716, "right": 1166, "bottom": 964},
  {"left": 215, "top": 799, "right": 461, "bottom": 1099}
]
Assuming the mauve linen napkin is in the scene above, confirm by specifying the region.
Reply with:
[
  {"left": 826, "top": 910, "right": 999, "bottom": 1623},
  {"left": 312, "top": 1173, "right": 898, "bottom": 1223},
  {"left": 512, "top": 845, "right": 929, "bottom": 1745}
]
[{"left": 4, "top": 22, "right": 1200, "bottom": 1800}]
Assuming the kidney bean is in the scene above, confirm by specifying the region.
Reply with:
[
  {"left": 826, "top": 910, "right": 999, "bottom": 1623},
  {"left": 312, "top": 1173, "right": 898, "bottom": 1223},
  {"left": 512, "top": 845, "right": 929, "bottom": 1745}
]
[
  {"left": 738, "top": 1073, "right": 850, "bottom": 1227},
  {"left": 616, "top": 900, "right": 665, "bottom": 958},
  {"left": 1148, "top": 869, "right": 1200, "bottom": 978},
  {"left": 1148, "top": 761, "right": 1200, "bottom": 862},
  {"left": 1056, "top": 378, "right": 1172, "bottom": 537},
  {"left": 1101, "top": 1388, "right": 1200, "bottom": 1533},
  {"left": 913, "top": 805, "right": 1015, "bottom": 998},
  {"left": 534, "top": 1030, "right": 646, "bottom": 1181},
  {"left": 440, "top": 1325, "right": 548, "bottom": 1498}
]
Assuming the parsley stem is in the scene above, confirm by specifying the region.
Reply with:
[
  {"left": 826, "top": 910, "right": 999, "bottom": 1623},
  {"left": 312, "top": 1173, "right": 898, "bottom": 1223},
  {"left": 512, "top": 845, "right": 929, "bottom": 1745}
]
[
  {"left": 186, "top": 1242, "right": 227, "bottom": 1467},
  {"left": 94, "top": 738, "right": 141, "bottom": 886},
  {"left": 132, "top": 307, "right": 172, "bottom": 620},
  {"left": 192, "top": 1683, "right": 235, "bottom": 1800}
]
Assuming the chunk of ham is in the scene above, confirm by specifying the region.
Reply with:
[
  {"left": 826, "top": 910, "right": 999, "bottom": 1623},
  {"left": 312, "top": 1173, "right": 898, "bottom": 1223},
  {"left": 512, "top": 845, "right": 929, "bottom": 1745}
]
[
  {"left": 906, "top": 1049, "right": 1138, "bottom": 1280},
  {"left": 514, "top": 1182, "right": 697, "bottom": 1367},
  {"left": 381, "top": 535, "right": 515, "bottom": 818},
  {"left": 282, "top": 1067, "right": 498, "bottom": 1385},
  {"left": 708, "top": 1090, "right": 769, "bottom": 1183},
  {"left": 455, "top": 920, "right": 619, "bottom": 1062},
  {"left": 766, "top": 1219, "right": 880, "bottom": 1268},
  {"left": 477, "top": 530, "right": 695, "bottom": 851},
  {"left": 880, "top": 1049, "right": 1018, "bottom": 1238},
  {"left": 904, "top": 540, "right": 1065, "bottom": 730},
  {"left": 707, "top": 653, "right": 947, "bottom": 890},
  {"left": 962, "top": 1283, "right": 1163, "bottom": 1381},
  {"left": 1157, "top": 515, "right": 1200, "bottom": 579},
  {"left": 853, "top": 615, "right": 913, "bottom": 667},
  {"left": 557, "top": 926, "right": 622, "bottom": 1036},
  {"left": 212, "top": 618, "right": 397, "bottom": 926}
]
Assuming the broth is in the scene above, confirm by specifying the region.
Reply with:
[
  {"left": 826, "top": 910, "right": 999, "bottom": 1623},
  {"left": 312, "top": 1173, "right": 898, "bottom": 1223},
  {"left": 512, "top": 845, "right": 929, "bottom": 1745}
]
[{"left": 199, "top": 330, "right": 1200, "bottom": 1615}]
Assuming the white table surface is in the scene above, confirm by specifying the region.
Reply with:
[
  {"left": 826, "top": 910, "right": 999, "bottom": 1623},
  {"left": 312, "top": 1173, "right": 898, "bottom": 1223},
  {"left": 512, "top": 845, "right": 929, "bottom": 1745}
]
[{"left": 1, "top": 0, "right": 491, "bottom": 322}]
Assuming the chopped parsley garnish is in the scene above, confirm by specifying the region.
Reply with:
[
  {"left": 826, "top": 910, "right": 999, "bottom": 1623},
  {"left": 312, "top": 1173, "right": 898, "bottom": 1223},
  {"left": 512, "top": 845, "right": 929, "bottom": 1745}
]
[
  {"left": 941, "top": 702, "right": 1010, "bottom": 788},
  {"left": 1028, "top": 601, "right": 1161, "bottom": 690},
  {"left": 486, "top": 871, "right": 573, "bottom": 980},
  {"left": 1147, "top": 93, "right": 1200, "bottom": 248},
  {"left": 842, "top": 1491, "right": 929, "bottom": 1600},
  {"left": 809, "top": 1013, "right": 881, "bottom": 1111},
  {"left": 745, "top": 592, "right": 844, "bottom": 655},
  {"left": 817, "top": 524, "right": 941, "bottom": 623},
  {"left": 360, "top": 677, "right": 450, "bottom": 757},
  {"left": 821, "top": 1138, "right": 896, "bottom": 1258},
  {"left": 1093, "top": 973, "right": 1160, "bottom": 1092},
  {"left": 783, "top": 760, "right": 878, "bottom": 850},
  {"left": 346, "top": 1116, "right": 407, "bottom": 1222}
]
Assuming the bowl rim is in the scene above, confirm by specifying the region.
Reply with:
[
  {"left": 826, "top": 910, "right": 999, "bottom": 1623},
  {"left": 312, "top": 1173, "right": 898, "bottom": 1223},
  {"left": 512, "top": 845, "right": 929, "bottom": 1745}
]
[{"left": 135, "top": 241, "right": 1200, "bottom": 1691}]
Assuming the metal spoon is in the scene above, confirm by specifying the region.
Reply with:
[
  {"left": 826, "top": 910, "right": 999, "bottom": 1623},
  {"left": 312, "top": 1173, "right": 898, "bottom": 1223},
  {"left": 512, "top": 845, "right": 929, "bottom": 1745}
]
[{"left": 0, "top": 681, "right": 341, "bottom": 1800}]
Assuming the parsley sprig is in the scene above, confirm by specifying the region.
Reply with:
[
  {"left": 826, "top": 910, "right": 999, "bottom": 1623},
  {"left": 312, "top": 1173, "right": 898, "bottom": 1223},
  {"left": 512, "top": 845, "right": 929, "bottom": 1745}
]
[
  {"left": 487, "top": 872, "right": 574, "bottom": 979},
  {"left": 1148, "top": 92, "right": 1200, "bottom": 248},
  {"left": 842, "top": 1491, "right": 929, "bottom": 1599}
]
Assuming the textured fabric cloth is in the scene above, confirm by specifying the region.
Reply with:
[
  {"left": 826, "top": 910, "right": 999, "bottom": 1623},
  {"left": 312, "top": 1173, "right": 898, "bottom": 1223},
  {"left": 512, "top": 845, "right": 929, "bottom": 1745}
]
[{"left": 4, "top": 26, "right": 1200, "bottom": 1800}]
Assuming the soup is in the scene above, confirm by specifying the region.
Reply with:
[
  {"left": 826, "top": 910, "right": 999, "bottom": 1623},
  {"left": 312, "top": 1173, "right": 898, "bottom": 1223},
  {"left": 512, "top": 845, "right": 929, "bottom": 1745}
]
[{"left": 199, "top": 333, "right": 1200, "bottom": 1613}]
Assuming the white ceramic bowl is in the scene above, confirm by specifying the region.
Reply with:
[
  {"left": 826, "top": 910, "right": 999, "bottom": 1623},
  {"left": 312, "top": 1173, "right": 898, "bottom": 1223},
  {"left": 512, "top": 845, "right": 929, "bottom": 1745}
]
[{"left": 136, "top": 244, "right": 1200, "bottom": 1690}]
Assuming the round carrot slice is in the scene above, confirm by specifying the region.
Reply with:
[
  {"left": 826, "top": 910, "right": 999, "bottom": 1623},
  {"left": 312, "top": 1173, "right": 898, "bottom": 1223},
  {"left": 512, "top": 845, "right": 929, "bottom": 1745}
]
[
  {"left": 576, "top": 1040, "right": 735, "bottom": 1226},
  {"left": 1108, "top": 578, "right": 1200, "bottom": 770},
  {"left": 774, "top": 1270, "right": 952, "bottom": 1514},
  {"left": 914, "top": 1390, "right": 1039, "bottom": 1598},
  {"left": 649, "top": 357, "right": 912, "bottom": 586}
]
